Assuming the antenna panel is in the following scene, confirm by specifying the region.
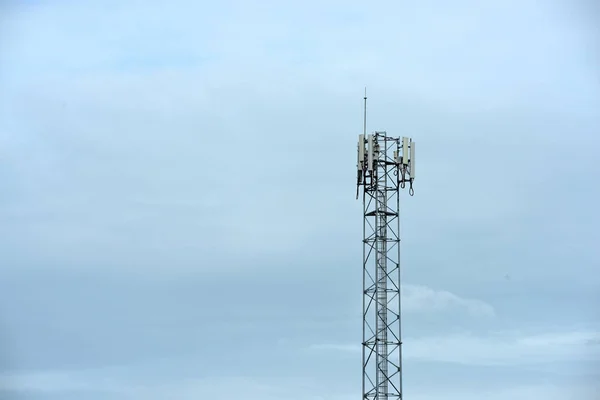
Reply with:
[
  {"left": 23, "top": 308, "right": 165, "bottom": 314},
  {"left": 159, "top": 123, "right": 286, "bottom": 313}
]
[
  {"left": 402, "top": 137, "right": 409, "bottom": 165},
  {"left": 358, "top": 134, "right": 365, "bottom": 171},
  {"left": 410, "top": 141, "right": 415, "bottom": 179},
  {"left": 367, "top": 134, "right": 374, "bottom": 171}
]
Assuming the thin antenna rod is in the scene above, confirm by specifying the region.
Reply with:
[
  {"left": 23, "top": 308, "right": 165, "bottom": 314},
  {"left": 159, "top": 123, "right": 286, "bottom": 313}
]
[{"left": 363, "top": 87, "right": 367, "bottom": 137}]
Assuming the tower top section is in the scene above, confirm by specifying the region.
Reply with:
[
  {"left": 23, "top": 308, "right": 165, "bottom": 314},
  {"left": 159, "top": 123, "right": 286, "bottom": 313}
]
[{"left": 356, "top": 132, "right": 415, "bottom": 198}]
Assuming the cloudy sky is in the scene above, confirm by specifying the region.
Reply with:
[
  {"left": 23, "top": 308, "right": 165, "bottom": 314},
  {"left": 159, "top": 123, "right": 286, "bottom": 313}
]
[{"left": 0, "top": 0, "right": 599, "bottom": 399}]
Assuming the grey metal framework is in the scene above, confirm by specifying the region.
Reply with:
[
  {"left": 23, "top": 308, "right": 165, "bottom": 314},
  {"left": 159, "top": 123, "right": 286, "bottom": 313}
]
[{"left": 356, "top": 95, "right": 415, "bottom": 400}]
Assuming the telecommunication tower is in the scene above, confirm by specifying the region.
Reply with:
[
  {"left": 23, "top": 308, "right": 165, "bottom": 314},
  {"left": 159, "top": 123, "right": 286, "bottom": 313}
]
[{"left": 356, "top": 90, "right": 415, "bottom": 400}]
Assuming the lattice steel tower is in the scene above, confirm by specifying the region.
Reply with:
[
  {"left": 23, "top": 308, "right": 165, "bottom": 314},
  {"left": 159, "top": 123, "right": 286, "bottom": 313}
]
[{"left": 356, "top": 91, "right": 415, "bottom": 400}]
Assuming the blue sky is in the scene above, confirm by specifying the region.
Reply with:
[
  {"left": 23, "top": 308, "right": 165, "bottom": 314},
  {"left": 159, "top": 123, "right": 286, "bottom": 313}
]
[{"left": 0, "top": 0, "right": 599, "bottom": 399}]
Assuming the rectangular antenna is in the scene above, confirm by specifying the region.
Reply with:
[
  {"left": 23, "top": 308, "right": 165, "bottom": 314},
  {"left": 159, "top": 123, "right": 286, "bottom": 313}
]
[
  {"left": 402, "top": 137, "right": 409, "bottom": 165},
  {"left": 410, "top": 141, "right": 415, "bottom": 179},
  {"left": 367, "top": 134, "right": 374, "bottom": 171},
  {"left": 358, "top": 134, "right": 365, "bottom": 171}
]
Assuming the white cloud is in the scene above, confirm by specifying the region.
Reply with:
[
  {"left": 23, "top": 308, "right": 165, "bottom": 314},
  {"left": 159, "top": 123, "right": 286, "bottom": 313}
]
[
  {"left": 0, "top": 370, "right": 120, "bottom": 393},
  {"left": 2, "top": 364, "right": 597, "bottom": 400},
  {"left": 352, "top": 283, "right": 495, "bottom": 317},
  {"left": 309, "top": 329, "right": 600, "bottom": 367},
  {"left": 407, "top": 383, "right": 599, "bottom": 400},
  {"left": 0, "top": 371, "right": 322, "bottom": 400},
  {"left": 402, "top": 284, "right": 495, "bottom": 316},
  {"left": 406, "top": 330, "right": 600, "bottom": 366}
]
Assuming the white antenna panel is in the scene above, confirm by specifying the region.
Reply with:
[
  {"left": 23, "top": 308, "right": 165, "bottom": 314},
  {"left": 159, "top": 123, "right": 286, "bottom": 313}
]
[
  {"left": 402, "top": 137, "right": 409, "bottom": 165},
  {"left": 367, "top": 134, "right": 374, "bottom": 171},
  {"left": 410, "top": 141, "right": 415, "bottom": 179},
  {"left": 358, "top": 134, "right": 365, "bottom": 171}
]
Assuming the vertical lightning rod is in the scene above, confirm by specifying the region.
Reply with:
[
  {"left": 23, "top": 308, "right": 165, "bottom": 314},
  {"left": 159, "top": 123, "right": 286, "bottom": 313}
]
[{"left": 364, "top": 87, "right": 367, "bottom": 138}]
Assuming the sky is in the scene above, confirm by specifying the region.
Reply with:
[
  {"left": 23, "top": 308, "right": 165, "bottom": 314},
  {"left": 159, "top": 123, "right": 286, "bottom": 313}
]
[{"left": 0, "top": 0, "right": 599, "bottom": 399}]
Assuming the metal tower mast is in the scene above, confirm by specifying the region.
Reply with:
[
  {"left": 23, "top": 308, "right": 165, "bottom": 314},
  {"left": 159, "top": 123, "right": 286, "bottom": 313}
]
[{"left": 356, "top": 91, "right": 415, "bottom": 400}]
